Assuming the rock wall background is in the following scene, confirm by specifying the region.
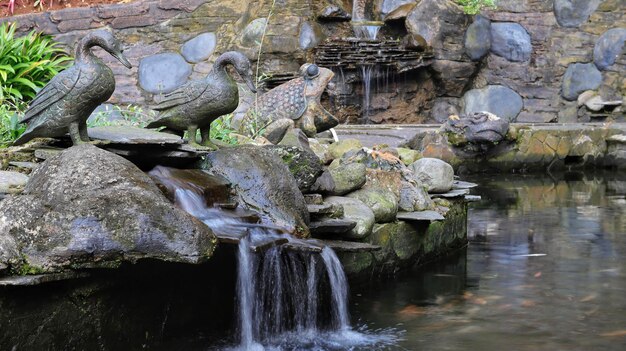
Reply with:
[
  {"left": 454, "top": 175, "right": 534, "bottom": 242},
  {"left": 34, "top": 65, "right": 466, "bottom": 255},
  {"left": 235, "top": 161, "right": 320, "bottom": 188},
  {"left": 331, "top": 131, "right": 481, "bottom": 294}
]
[{"left": 1, "top": 0, "right": 624, "bottom": 124}]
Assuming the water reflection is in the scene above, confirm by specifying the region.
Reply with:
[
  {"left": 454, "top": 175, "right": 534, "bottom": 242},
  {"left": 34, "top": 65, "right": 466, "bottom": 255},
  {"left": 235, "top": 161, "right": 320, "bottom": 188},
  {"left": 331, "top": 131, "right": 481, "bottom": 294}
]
[{"left": 351, "top": 172, "right": 626, "bottom": 350}]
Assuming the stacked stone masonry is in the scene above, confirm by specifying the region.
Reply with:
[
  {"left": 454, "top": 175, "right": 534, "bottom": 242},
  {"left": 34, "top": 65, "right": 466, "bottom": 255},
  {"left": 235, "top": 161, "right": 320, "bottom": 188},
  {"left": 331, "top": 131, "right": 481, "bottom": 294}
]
[{"left": 0, "top": 0, "right": 624, "bottom": 123}]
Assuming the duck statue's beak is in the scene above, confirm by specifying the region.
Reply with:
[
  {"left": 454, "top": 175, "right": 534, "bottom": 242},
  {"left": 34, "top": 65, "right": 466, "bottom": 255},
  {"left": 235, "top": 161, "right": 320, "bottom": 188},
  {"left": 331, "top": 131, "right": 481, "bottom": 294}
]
[
  {"left": 245, "top": 73, "right": 257, "bottom": 94},
  {"left": 114, "top": 51, "right": 133, "bottom": 69}
]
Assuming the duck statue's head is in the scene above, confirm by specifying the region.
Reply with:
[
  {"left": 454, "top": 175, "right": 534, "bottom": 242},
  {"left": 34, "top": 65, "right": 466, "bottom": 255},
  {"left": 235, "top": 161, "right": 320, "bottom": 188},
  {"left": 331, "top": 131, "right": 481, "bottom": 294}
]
[{"left": 78, "top": 30, "right": 132, "bottom": 69}]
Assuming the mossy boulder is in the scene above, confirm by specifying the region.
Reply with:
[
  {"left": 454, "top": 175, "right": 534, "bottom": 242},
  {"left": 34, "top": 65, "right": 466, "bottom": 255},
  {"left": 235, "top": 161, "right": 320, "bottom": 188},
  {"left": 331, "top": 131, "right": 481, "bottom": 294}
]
[
  {"left": 347, "top": 188, "right": 398, "bottom": 223},
  {"left": 312, "top": 162, "right": 367, "bottom": 195},
  {"left": 0, "top": 145, "right": 217, "bottom": 275},
  {"left": 201, "top": 146, "right": 310, "bottom": 237},
  {"left": 396, "top": 147, "right": 422, "bottom": 165},
  {"left": 264, "top": 145, "right": 323, "bottom": 192},
  {"left": 328, "top": 139, "right": 362, "bottom": 159},
  {"left": 324, "top": 196, "right": 375, "bottom": 239}
]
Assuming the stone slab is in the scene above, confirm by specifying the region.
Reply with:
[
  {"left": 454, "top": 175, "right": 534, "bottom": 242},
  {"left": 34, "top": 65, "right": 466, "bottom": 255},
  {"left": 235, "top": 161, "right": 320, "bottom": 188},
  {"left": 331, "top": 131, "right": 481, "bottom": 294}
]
[
  {"left": 309, "top": 219, "right": 357, "bottom": 234},
  {"left": 34, "top": 147, "right": 64, "bottom": 160},
  {"left": 396, "top": 210, "right": 445, "bottom": 221},
  {"left": 8, "top": 161, "right": 39, "bottom": 170},
  {"left": 464, "top": 195, "right": 482, "bottom": 202},
  {"left": 318, "top": 239, "right": 381, "bottom": 252},
  {"left": 453, "top": 180, "right": 478, "bottom": 189},
  {"left": 89, "top": 126, "right": 184, "bottom": 145},
  {"left": 431, "top": 188, "right": 470, "bottom": 198},
  {"left": 0, "top": 272, "right": 90, "bottom": 287},
  {"left": 0, "top": 170, "right": 29, "bottom": 193}
]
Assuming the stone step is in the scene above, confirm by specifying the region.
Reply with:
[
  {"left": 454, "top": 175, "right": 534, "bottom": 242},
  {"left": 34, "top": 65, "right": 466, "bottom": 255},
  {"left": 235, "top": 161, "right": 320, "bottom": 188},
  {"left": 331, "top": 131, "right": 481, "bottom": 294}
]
[
  {"left": 34, "top": 147, "right": 64, "bottom": 160},
  {"left": 431, "top": 188, "right": 470, "bottom": 198},
  {"left": 8, "top": 161, "right": 39, "bottom": 170},
  {"left": 309, "top": 219, "right": 357, "bottom": 234},
  {"left": 0, "top": 272, "right": 90, "bottom": 287},
  {"left": 317, "top": 239, "right": 381, "bottom": 252},
  {"left": 283, "top": 241, "right": 324, "bottom": 253},
  {"left": 250, "top": 238, "right": 290, "bottom": 253},
  {"left": 464, "top": 195, "right": 482, "bottom": 202},
  {"left": 453, "top": 180, "right": 478, "bottom": 189},
  {"left": 397, "top": 210, "right": 445, "bottom": 221}
]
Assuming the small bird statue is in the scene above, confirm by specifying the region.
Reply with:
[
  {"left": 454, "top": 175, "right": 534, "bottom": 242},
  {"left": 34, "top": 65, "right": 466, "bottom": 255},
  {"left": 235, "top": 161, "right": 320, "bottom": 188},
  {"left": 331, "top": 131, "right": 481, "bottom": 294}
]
[
  {"left": 146, "top": 51, "right": 256, "bottom": 149},
  {"left": 13, "top": 30, "right": 132, "bottom": 146}
]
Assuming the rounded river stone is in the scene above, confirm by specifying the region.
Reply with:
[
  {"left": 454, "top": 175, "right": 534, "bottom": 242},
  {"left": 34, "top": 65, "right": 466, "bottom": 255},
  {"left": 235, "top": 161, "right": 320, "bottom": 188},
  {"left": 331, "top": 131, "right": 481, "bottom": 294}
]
[
  {"left": 593, "top": 28, "right": 626, "bottom": 70},
  {"left": 463, "top": 85, "right": 523, "bottom": 121},
  {"left": 561, "top": 63, "right": 602, "bottom": 101},
  {"left": 181, "top": 32, "right": 217, "bottom": 63},
  {"left": 490, "top": 22, "right": 532, "bottom": 62},
  {"left": 138, "top": 53, "right": 191, "bottom": 94}
]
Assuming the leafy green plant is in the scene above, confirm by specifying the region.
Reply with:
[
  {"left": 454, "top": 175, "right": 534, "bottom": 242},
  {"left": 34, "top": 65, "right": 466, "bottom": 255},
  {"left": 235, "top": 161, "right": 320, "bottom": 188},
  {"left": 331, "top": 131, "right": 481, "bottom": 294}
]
[
  {"left": 0, "top": 22, "right": 72, "bottom": 107},
  {"left": 0, "top": 104, "right": 26, "bottom": 148},
  {"left": 87, "top": 104, "right": 156, "bottom": 128},
  {"left": 210, "top": 114, "right": 239, "bottom": 145},
  {"left": 458, "top": 0, "right": 497, "bottom": 15}
]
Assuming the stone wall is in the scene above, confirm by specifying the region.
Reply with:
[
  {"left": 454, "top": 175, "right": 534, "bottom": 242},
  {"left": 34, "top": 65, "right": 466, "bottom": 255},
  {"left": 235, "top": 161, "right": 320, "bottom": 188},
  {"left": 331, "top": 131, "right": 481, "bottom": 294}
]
[
  {"left": 0, "top": 0, "right": 315, "bottom": 105},
  {"left": 1, "top": 0, "right": 624, "bottom": 123}
]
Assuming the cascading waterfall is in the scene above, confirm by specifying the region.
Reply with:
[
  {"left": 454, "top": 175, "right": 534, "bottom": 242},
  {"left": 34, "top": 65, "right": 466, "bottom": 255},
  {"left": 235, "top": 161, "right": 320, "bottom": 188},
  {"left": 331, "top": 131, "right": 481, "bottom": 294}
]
[
  {"left": 148, "top": 167, "right": 399, "bottom": 350},
  {"left": 151, "top": 167, "right": 399, "bottom": 349},
  {"left": 351, "top": 0, "right": 383, "bottom": 122}
]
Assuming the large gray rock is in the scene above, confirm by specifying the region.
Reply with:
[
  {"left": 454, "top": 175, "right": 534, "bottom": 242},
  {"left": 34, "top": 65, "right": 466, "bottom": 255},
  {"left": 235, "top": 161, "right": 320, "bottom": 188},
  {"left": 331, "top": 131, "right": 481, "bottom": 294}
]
[
  {"left": 405, "top": 0, "right": 465, "bottom": 50},
  {"left": 593, "top": 28, "right": 626, "bottom": 70},
  {"left": 0, "top": 145, "right": 216, "bottom": 274},
  {"left": 464, "top": 15, "right": 491, "bottom": 61},
  {"left": 463, "top": 85, "right": 523, "bottom": 121},
  {"left": 181, "top": 32, "right": 217, "bottom": 63},
  {"left": 399, "top": 181, "right": 435, "bottom": 211},
  {"left": 554, "top": 0, "right": 601, "bottom": 28},
  {"left": 264, "top": 145, "right": 323, "bottom": 192},
  {"left": 408, "top": 158, "right": 454, "bottom": 193},
  {"left": 561, "top": 63, "right": 603, "bottom": 101},
  {"left": 490, "top": 22, "right": 532, "bottom": 62},
  {"left": 138, "top": 53, "right": 192, "bottom": 94},
  {"left": 324, "top": 196, "right": 375, "bottom": 240},
  {"left": 347, "top": 188, "right": 398, "bottom": 223},
  {"left": 201, "top": 146, "right": 310, "bottom": 237}
]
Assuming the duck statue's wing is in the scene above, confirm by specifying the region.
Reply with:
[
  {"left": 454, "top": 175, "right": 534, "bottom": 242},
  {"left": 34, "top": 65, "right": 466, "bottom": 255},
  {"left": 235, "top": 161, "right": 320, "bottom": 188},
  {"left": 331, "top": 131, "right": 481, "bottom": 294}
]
[
  {"left": 20, "top": 66, "right": 81, "bottom": 124},
  {"left": 151, "top": 79, "right": 209, "bottom": 111}
]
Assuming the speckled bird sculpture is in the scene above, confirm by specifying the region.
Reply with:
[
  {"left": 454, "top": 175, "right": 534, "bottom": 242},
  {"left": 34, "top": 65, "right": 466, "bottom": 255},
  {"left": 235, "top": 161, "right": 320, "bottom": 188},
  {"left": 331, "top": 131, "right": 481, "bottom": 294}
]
[
  {"left": 146, "top": 51, "right": 256, "bottom": 148},
  {"left": 13, "top": 30, "right": 132, "bottom": 146}
]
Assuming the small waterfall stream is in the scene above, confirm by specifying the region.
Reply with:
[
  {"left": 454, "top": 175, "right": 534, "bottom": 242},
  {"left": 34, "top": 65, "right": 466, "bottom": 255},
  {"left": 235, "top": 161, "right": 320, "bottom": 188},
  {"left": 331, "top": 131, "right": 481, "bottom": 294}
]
[{"left": 150, "top": 167, "right": 399, "bottom": 350}]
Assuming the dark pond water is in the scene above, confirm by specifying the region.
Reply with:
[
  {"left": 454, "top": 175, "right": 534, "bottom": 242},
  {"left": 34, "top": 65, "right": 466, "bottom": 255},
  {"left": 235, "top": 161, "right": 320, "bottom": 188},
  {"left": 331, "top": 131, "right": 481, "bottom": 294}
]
[{"left": 351, "top": 172, "right": 626, "bottom": 350}]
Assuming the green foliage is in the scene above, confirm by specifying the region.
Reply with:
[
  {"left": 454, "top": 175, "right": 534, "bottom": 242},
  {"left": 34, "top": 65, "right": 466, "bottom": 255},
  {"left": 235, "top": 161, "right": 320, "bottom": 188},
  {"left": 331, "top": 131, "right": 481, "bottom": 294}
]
[
  {"left": 87, "top": 104, "right": 156, "bottom": 128},
  {"left": 0, "top": 104, "right": 26, "bottom": 148},
  {"left": 0, "top": 22, "right": 73, "bottom": 107},
  {"left": 457, "top": 0, "right": 497, "bottom": 15},
  {"left": 210, "top": 114, "right": 239, "bottom": 145}
]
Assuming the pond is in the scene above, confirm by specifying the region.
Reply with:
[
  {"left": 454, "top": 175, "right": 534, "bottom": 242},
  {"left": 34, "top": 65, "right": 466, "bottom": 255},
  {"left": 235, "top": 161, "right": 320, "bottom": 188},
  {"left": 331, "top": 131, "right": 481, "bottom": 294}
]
[{"left": 351, "top": 172, "right": 626, "bottom": 350}]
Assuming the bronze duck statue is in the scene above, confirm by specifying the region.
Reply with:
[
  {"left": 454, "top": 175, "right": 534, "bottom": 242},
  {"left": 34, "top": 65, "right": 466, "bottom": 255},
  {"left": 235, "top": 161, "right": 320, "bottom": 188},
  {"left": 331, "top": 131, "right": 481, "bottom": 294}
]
[
  {"left": 146, "top": 51, "right": 256, "bottom": 149},
  {"left": 13, "top": 30, "right": 132, "bottom": 146}
]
